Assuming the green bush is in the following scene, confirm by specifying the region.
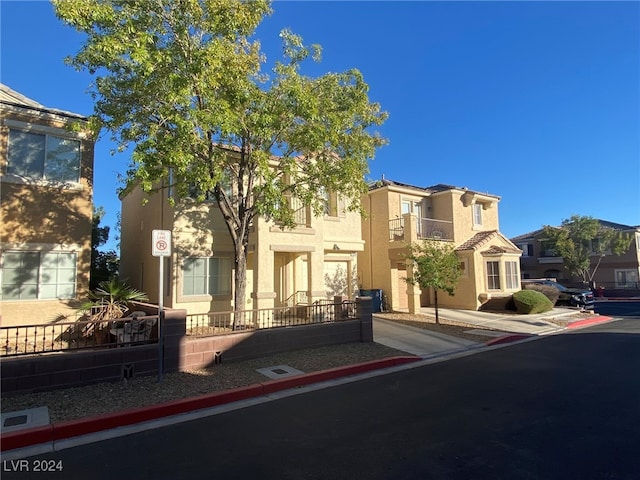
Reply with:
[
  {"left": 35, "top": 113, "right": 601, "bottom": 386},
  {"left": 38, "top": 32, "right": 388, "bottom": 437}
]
[
  {"left": 513, "top": 290, "right": 553, "bottom": 314},
  {"left": 523, "top": 283, "right": 560, "bottom": 305}
]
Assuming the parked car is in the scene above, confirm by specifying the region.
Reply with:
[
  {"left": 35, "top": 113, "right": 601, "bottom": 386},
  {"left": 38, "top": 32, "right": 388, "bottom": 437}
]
[{"left": 522, "top": 279, "right": 594, "bottom": 308}]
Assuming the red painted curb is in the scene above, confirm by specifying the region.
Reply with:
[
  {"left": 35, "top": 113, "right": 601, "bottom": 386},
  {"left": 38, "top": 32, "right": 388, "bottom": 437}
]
[
  {"left": 1, "top": 356, "right": 420, "bottom": 452},
  {"left": 52, "top": 383, "right": 265, "bottom": 442},
  {"left": 0, "top": 425, "right": 54, "bottom": 452},
  {"left": 567, "top": 316, "right": 613, "bottom": 329},
  {"left": 485, "top": 334, "right": 534, "bottom": 346}
]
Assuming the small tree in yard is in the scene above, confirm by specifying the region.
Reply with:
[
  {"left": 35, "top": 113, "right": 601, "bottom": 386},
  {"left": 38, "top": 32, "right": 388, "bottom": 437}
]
[
  {"left": 54, "top": 0, "right": 387, "bottom": 323},
  {"left": 405, "top": 239, "right": 462, "bottom": 324},
  {"left": 543, "top": 215, "right": 632, "bottom": 287}
]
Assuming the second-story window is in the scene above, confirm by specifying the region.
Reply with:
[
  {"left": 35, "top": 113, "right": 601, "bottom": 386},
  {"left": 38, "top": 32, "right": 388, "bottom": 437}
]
[
  {"left": 322, "top": 189, "right": 341, "bottom": 217},
  {"left": 8, "top": 129, "right": 81, "bottom": 184},
  {"left": 472, "top": 203, "right": 483, "bottom": 227},
  {"left": 540, "top": 240, "right": 557, "bottom": 257}
]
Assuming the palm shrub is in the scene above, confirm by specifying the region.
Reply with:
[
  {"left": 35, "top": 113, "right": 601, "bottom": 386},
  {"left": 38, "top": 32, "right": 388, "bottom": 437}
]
[
  {"left": 512, "top": 290, "right": 553, "bottom": 314},
  {"left": 523, "top": 283, "right": 560, "bottom": 305},
  {"left": 79, "top": 279, "right": 149, "bottom": 342}
]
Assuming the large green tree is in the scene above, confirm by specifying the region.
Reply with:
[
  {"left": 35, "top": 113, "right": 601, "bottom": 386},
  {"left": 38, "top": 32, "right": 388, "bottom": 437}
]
[
  {"left": 405, "top": 239, "right": 462, "bottom": 324},
  {"left": 54, "top": 0, "right": 387, "bottom": 315},
  {"left": 543, "top": 215, "right": 632, "bottom": 286}
]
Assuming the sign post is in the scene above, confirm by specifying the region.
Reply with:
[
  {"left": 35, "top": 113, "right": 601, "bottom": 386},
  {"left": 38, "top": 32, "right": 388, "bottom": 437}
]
[{"left": 152, "top": 229, "right": 171, "bottom": 382}]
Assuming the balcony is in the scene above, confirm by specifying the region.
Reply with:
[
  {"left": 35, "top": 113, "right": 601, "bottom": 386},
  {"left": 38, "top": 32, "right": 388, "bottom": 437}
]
[{"left": 389, "top": 216, "right": 453, "bottom": 242}]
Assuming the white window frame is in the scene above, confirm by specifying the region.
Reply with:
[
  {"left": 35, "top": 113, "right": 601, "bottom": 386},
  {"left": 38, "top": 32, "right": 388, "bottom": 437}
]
[
  {"left": 181, "top": 256, "right": 231, "bottom": 297},
  {"left": 505, "top": 261, "right": 519, "bottom": 289},
  {"left": 486, "top": 260, "right": 501, "bottom": 290},
  {"left": 7, "top": 127, "right": 82, "bottom": 185},
  {"left": 1, "top": 250, "right": 77, "bottom": 300},
  {"left": 472, "top": 203, "right": 483, "bottom": 227}
]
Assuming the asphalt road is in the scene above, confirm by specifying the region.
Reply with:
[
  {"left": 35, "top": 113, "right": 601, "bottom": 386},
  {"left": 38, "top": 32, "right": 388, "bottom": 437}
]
[{"left": 4, "top": 317, "right": 640, "bottom": 480}]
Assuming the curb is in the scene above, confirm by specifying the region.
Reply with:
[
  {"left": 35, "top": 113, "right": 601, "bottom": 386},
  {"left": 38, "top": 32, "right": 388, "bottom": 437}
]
[
  {"left": 484, "top": 334, "right": 535, "bottom": 346},
  {"left": 566, "top": 315, "right": 613, "bottom": 329},
  {"left": 0, "top": 356, "right": 420, "bottom": 453}
]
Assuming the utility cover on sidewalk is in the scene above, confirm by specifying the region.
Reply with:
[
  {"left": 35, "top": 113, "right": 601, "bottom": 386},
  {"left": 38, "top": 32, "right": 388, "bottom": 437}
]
[
  {"left": 256, "top": 365, "right": 304, "bottom": 380},
  {"left": 1, "top": 407, "right": 50, "bottom": 434}
]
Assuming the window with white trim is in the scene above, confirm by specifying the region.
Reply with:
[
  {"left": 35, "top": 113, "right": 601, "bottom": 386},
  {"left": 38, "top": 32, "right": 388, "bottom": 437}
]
[
  {"left": 486, "top": 261, "right": 500, "bottom": 290},
  {"left": 8, "top": 129, "right": 81, "bottom": 184},
  {"left": 505, "top": 261, "right": 519, "bottom": 289},
  {"left": 472, "top": 203, "right": 482, "bottom": 227},
  {"left": 182, "top": 257, "right": 231, "bottom": 296},
  {"left": 1, "top": 251, "right": 77, "bottom": 300}
]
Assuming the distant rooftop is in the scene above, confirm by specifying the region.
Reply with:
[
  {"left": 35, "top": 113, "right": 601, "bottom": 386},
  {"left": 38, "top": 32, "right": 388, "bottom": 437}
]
[{"left": 510, "top": 219, "right": 640, "bottom": 241}]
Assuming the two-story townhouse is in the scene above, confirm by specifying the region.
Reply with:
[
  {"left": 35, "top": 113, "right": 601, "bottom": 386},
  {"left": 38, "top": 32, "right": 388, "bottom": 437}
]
[
  {"left": 511, "top": 220, "right": 640, "bottom": 289},
  {"left": 0, "top": 84, "right": 95, "bottom": 326},
  {"left": 119, "top": 167, "right": 363, "bottom": 317},
  {"left": 359, "top": 179, "right": 521, "bottom": 313}
]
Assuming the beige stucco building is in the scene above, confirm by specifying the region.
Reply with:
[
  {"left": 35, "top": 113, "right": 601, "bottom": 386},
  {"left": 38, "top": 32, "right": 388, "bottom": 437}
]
[
  {"left": 120, "top": 178, "right": 363, "bottom": 316},
  {"left": 359, "top": 179, "right": 522, "bottom": 312},
  {"left": 0, "top": 84, "right": 95, "bottom": 325}
]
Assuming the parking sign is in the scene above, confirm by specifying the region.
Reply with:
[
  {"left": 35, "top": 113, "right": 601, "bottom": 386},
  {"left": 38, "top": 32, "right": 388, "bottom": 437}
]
[{"left": 152, "top": 230, "right": 171, "bottom": 257}]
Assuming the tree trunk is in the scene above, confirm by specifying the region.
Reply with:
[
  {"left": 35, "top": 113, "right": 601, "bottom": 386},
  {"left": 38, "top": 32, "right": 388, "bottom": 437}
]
[
  {"left": 232, "top": 239, "right": 248, "bottom": 330},
  {"left": 434, "top": 288, "right": 440, "bottom": 325}
]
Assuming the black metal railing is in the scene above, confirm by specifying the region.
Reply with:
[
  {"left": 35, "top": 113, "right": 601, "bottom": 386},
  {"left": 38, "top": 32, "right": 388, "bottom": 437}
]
[
  {"left": 0, "top": 315, "right": 158, "bottom": 357},
  {"left": 388, "top": 216, "right": 453, "bottom": 241},
  {"left": 186, "top": 300, "right": 357, "bottom": 337}
]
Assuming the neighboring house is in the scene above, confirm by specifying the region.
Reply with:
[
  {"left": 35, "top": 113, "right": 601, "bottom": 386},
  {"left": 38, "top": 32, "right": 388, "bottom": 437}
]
[
  {"left": 0, "top": 84, "right": 95, "bottom": 326},
  {"left": 119, "top": 168, "right": 363, "bottom": 316},
  {"left": 511, "top": 221, "right": 640, "bottom": 289},
  {"left": 359, "top": 179, "right": 521, "bottom": 312}
]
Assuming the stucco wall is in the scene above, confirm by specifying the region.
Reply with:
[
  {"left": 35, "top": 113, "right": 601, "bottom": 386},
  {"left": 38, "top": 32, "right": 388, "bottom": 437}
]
[{"left": 0, "top": 104, "right": 94, "bottom": 325}]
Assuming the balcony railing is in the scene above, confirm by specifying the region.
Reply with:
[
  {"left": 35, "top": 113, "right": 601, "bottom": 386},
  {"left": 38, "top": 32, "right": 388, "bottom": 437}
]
[{"left": 389, "top": 216, "right": 453, "bottom": 241}]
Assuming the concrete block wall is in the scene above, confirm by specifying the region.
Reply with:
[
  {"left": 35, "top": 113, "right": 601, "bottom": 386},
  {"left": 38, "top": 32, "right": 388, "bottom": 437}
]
[{"left": 0, "top": 298, "right": 373, "bottom": 395}]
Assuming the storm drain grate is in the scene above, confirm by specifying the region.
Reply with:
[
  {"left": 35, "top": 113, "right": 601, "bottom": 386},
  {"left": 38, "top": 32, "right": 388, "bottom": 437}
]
[{"left": 256, "top": 364, "right": 304, "bottom": 380}]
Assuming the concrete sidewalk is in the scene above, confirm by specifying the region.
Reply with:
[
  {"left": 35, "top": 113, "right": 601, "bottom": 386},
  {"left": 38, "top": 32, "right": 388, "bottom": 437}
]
[{"left": 418, "top": 307, "right": 585, "bottom": 335}]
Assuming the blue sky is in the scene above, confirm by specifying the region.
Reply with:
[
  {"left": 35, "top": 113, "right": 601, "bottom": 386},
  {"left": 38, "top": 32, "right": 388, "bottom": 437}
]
[{"left": 2, "top": 1, "right": 639, "bottom": 252}]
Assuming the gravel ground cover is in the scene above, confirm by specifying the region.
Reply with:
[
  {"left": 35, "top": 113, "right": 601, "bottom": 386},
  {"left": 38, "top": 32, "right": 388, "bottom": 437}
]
[{"left": 0, "top": 342, "right": 411, "bottom": 423}]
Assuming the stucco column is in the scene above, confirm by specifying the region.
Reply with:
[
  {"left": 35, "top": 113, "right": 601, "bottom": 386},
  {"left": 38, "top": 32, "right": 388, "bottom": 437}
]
[
  {"left": 402, "top": 213, "right": 421, "bottom": 313},
  {"left": 405, "top": 257, "right": 422, "bottom": 314},
  {"left": 252, "top": 229, "right": 276, "bottom": 311},
  {"left": 308, "top": 250, "right": 325, "bottom": 303}
]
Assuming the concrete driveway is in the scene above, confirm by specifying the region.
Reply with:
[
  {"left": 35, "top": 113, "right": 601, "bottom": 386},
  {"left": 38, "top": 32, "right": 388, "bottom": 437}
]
[{"left": 373, "top": 316, "right": 479, "bottom": 357}]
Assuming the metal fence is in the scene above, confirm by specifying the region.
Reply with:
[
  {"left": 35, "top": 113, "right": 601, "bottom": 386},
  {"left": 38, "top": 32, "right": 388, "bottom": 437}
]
[
  {"left": 186, "top": 300, "right": 357, "bottom": 337},
  {"left": 388, "top": 216, "right": 454, "bottom": 241},
  {"left": 0, "top": 315, "right": 158, "bottom": 357}
]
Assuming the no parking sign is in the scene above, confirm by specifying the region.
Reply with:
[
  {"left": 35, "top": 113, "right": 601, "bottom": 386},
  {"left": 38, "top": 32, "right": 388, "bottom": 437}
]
[
  {"left": 152, "top": 230, "right": 171, "bottom": 257},
  {"left": 152, "top": 229, "right": 171, "bottom": 382}
]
